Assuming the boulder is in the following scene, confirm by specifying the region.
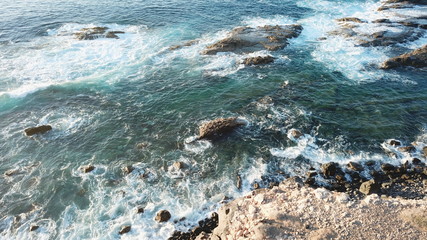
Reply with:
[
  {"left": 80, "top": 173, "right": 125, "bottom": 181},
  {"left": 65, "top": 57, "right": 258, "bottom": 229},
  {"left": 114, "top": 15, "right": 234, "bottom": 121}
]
[
  {"left": 381, "top": 45, "right": 427, "bottom": 69},
  {"left": 422, "top": 146, "right": 427, "bottom": 157},
  {"left": 347, "top": 162, "right": 364, "bottom": 172},
  {"left": 29, "top": 225, "right": 39, "bottom": 231},
  {"left": 119, "top": 225, "right": 131, "bottom": 235},
  {"left": 172, "top": 161, "right": 185, "bottom": 170},
  {"left": 321, "top": 162, "right": 340, "bottom": 177},
  {"left": 155, "top": 210, "right": 171, "bottom": 222},
  {"left": 397, "top": 146, "right": 416, "bottom": 152},
  {"left": 359, "top": 179, "right": 380, "bottom": 195},
  {"left": 289, "top": 129, "right": 303, "bottom": 139},
  {"left": 243, "top": 56, "right": 274, "bottom": 65},
  {"left": 81, "top": 165, "right": 95, "bottom": 173},
  {"left": 389, "top": 139, "right": 402, "bottom": 146},
  {"left": 137, "top": 207, "right": 144, "bottom": 214},
  {"left": 381, "top": 163, "right": 396, "bottom": 173},
  {"left": 201, "top": 24, "right": 302, "bottom": 55},
  {"left": 123, "top": 165, "right": 134, "bottom": 174},
  {"left": 198, "top": 117, "right": 246, "bottom": 140},
  {"left": 24, "top": 125, "right": 52, "bottom": 136}
]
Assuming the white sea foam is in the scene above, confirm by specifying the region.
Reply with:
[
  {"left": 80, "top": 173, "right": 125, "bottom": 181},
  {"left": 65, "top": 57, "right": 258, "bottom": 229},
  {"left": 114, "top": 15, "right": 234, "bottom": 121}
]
[{"left": 0, "top": 23, "right": 157, "bottom": 98}]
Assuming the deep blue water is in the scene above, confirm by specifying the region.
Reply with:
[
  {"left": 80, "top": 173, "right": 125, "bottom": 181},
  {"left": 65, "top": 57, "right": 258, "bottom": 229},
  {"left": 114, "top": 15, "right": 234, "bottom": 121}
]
[{"left": 0, "top": 0, "right": 426, "bottom": 239}]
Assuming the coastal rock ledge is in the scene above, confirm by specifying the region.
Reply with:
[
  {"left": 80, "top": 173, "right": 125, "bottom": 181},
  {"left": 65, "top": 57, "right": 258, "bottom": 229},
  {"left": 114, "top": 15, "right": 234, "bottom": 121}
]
[{"left": 206, "top": 178, "right": 427, "bottom": 240}]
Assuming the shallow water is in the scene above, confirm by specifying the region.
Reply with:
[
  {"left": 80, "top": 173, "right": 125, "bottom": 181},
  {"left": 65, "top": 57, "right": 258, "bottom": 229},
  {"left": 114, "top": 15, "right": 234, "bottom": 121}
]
[{"left": 0, "top": 0, "right": 426, "bottom": 239}]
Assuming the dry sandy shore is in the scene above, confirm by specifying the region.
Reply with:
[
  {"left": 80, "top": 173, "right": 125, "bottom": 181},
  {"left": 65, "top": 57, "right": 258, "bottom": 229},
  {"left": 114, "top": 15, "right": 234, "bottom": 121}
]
[{"left": 199, "top": 178, "right": 427, "bottom": 240}]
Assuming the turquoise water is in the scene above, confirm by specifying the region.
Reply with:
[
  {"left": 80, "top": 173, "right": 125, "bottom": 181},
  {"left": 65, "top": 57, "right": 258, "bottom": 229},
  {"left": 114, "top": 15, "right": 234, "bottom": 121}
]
[{"left": 1, "top": 0, "right": 426, "bottom": 239}]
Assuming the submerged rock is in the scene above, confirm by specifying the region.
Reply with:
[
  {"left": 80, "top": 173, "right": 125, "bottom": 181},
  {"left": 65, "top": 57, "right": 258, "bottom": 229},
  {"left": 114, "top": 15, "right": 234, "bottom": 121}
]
[
  {"left": 24, "top": 125, "right": 52, "bottom": 136},
  {"left": 242, "top": 55, "right": 274, "bottom": 65},
  {"left": 289, "top": 129, "right": 303, "bottom": 139},
  {"left": 201, "top": 24, "right": 302, "bottom": 55},
  {"left": 119, "top": 225, "right": 131, "bottom": 235},
  {"left": 381, "top": 45, "right": 427, "bottom": 69},
  {"left": 198, "top": 117, "right": 246, "bottom": 140},
  {"left": 123, "top": 165, "right": 134, "bottom": 174},
  {"left": 155, "top": 210, "right": 171, "bottom": 222},
  {"left": 336, "top": 17, "right": 366, "bottom": 23},
  {"left": 172, "top": 161, "right": 186, "bottom": 170}
]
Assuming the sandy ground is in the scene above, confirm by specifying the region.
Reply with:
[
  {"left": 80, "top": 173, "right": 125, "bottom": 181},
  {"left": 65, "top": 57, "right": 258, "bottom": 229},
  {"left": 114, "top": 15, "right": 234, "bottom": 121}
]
[{"left": 201, "top": 177, "right": 427, "bottom": 240}]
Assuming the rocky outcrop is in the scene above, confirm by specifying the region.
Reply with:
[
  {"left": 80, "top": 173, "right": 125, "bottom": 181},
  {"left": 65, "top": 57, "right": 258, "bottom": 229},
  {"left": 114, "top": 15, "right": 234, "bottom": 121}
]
[
  {"left": 198, "top": 117, "right": 246, "bottom": 140},
  {"left": 169, "top": 213, "right": 219, "bottom": 240},
  {"left": 119, "top": 226, "right": 131, "bottom": 235},
  {"left": 242, "top": 55, "right": 274, "bottom": 65},
  {"left": 380, "top": 45, "right": 427, "bottom": 69},
  {"left": 169, "top": 40, "right": 200, "bottom": 50},
  {"left": 74, "top": 27, "right": 125, "bottom": 40},
  {"left": 29, "top": 225, "right": 39, "bottom": 232},
  {"left": 202, "top": 24, "right": 302, "bottom": 55},
  {"left": 155, "top": 210, "right": 171, "bottom": 222},
  {"left": 359, "top": 180, "right": 381, "bottom": 195},
  {"left": 24, "top": 125, "right": 52, "bottom": 136},
  {"left": 81, "top": 165, "right": 95, "bottom": 173}
]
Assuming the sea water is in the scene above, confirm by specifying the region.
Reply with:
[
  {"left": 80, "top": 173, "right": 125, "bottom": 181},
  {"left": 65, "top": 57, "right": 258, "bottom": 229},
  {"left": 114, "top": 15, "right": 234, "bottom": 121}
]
[{"left": 0, "top": 0, "right": 426, "bottom": 239}]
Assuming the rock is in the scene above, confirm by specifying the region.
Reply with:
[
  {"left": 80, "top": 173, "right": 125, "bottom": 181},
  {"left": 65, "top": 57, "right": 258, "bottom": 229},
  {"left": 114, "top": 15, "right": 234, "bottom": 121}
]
[
  {"left": 347, "top": 162, "right": 364, "bottom": 171},
  {"left": 423, "top": 146, "right": 427, "bottom": 157},
  {"left": 172, "top": 161, "right": 185, "bottom": 170},
  {"left": 381, "top": 163, "right": 396, "bottom": 173},
  {"left": 336, "top": 17, "right": 366, "bottom": 23},
  {"left": 412, "top": 158, "right": 421, "bottom": 165},
  {"left": 24, "top": 125, "right": 52, "bottom": 136},
  {"left": 119, "top": 225, "right": 131, "bottom": 235},
  {"left": 289, "top": 129, "right": 303, "bottom": 139},
  {"left": 398, "top": 146, "right": 416, "bottom": 152},
  {"left": 307, "top": 171, "right": 318, "bottom": 178},
  {"left": 137, "top": 207, "right": 144, "bottom": 214},
  {"left": 29, "top": 225, "right": 39, "bottom": 231},
  {"left": 236, "top": 175, "right": 242, "bottom": 190},
  {"left": 198, "top": 117, "right": 246, "bottom": 140},
  {"left": 321, "top": 162, "right": 339, "bottom": 177},
  {"left": 74, "top": 27, "right": 124, "bottom": 40},
  {"left": 155, "top": 210, "right": 171, "bottom": 222},
  {"left": 169, "top": 40, "right": 199, "bottom": 50},
  {"left": 201, "top": 24, "right": 302, "bottom": 55},
  {"left": 81, "top": 165, "right": 95, "bottom": 173},
  {"left": 123, "top": 165, "right": 134, "bottom": 174},
  {"left": 389, "top": 139, "right": 402, "bottom": 146},
  {"left": 4, "top": 169, "right": 19, "bottom": 177},
  {"left": 381, "top": 45, "right": 427, "bottom": 69},
  {"left": 258, "top": 96, "right": 273, "bottom": 105},
  {"left": 243, "top": 56, "right": 274, "bottom": 65},
  {"left": 372, "top": 19, "right": 392, "bottom": 23},
  {"left": 253, "top": 182, "right": 260, "bottom": 189},
  {"left": 359, "top": 180, "right": 381, "bottom": 195}
]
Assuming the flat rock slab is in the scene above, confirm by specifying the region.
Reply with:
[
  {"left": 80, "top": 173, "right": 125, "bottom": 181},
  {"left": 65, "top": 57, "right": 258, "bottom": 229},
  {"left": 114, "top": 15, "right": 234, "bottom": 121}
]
[
  {"left": 201, "top": 24, "right": 302, "bottom": 55},
  {"left": 198, "top": 117, "right": 246, "bottom": 140},
  {"left": 74, "top": 27, "right": 125, "bottom": 40},
  {"left": 24, "top": 125, "right": 52, "bottom": 136}
]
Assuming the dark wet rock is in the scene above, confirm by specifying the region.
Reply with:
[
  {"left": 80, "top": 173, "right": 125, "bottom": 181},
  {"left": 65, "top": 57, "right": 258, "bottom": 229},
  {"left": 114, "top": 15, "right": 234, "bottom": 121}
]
[
  {"left": 336, "top": 17, "right": 367, "bottom": 23},
  {"left": 258, "top": 96, "right": 273, "bottom": 105},
  {"left": 123, "top": 165, "right": 134, "bottom": 174},
  {"left": 243, "top": 55, "right": 274, "bottom": 65},
  {"left": 422, "top": 146, "right": 427, "bottom": 157},
  {"left": 198, "top": 117, "right": 246, "bottom": 140},
  {"left": 412, "top": 158, "right": 422, "bottom": 165},
  {"left": 253, "top": 182, "right": 260, "bottom": 189},
  {"left": 169, "top": 212, "right": 218, "bottom": 240},
  {"left": 381, "top": 45, "right": 427, "bottom": 69},
  {"left": 137, "top": 207, "right": 144, "bottom": 214},
  {"left": 24, "top": 125, "right": 52, "bottom": 136},
  {"left": 381, "top": 163, "right": 396, "bottom": 173},
  {"left": 172, "top": 161, "right": 186, "bottom": 170},
  {"left": 201, "top": 24, "right": 302, "bottom": 55},
  {"left": 74, "top": 27, "right": 124, "bottom": 40},
  {"left": 389, "top": 139, "right": 402, "bottom": 146},
  {"left": 29, "top": 225, "right": 39, "bottom": 232},
  {"left": 169, "top": 40, "right": 200, "bottom": 50},
  {"left": 305, "top": 177, "right": 316, "bottom": 186},
  {"left": 136, "top": 142, "right": 150, "bottom": 149},
  {"left": 335, "top": 174, "right": 345, "bottom": 182},
  {"left": 155, "top": 210, "right": 171, "bottom": 222},
  {"left": 398, "top": 146, "right": 416, "bottom": 152},
  {"left": 81, "top": 165, "right": 95, "bottom": 173},
  {"left": 307, "top": 171, "right": 317, "bottom": 178},
  {"left": 357, "top": 29, "right": 420, "bottom": 47},
  {"left": 321, "top": 162, "right": 340, "bottom": 177},
  {"left": 347, "top": 162, "right": 364, "bottom": 172},
  {"left": 236, "top": 175, "right": 242, "bottom": 190},
  {"left": 359, "top": 179, "right": 381, "bottom": 195},
  {"left": 372, "top": 19, "right": 392, "bottom": 23},
  {"left": 119, "top": 225, "right": 131, "bottom": 235},
  {"left": 365, "top": 160, "right": 376, "bottom": 166},
  {"left": 289, "top": 129, "right": 303, "bottom": 139}
]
